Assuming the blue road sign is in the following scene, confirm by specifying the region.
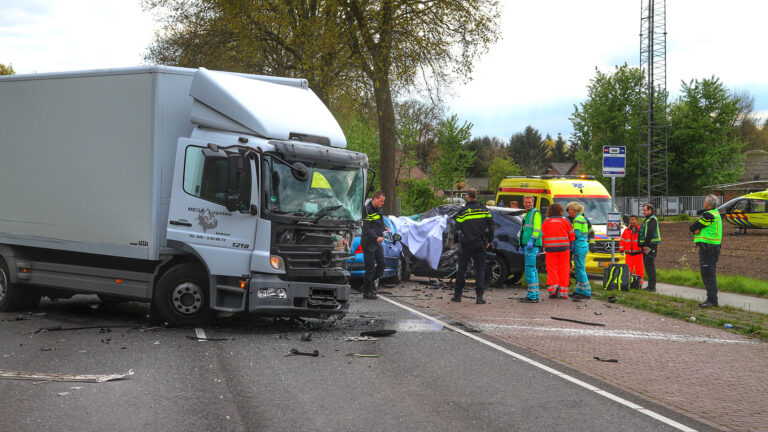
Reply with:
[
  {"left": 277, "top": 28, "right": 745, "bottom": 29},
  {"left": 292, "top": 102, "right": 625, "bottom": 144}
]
[{"left": 602, "top": 146, "right": 626, "bottom": 177}]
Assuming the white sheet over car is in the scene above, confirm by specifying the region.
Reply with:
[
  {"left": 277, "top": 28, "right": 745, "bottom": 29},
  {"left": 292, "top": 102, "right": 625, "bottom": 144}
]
[{"left": 388, "top": 215, "right": 447, "bottom": 270}]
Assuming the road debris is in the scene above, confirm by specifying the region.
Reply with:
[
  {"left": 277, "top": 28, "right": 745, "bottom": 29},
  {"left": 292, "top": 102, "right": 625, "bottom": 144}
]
[
  {"left": 0, "top": 369, "right": 134, "bottom": 383},
  {"left": 33, "top": 325, "right": 133, "bottom": 334},
  {"left": 346, "top": 353, "right": 379, "bottom": 358},
  {"left": 300, "top": 333, "right": 313, "bottom": 342},
  {"left": 607, "top": 296, "right": 617, "bottom": 303},
  {"left": 593, "top": 356, "right": 618, "bottom": 363},
  {"left": 285, "top": 348, "right": 319, "bottom": 357},
  {"left": 551, "top": 316, "right": 606, "bottom": 327},
  {"left": 185, "top": 336, "right": 233, "bottom": 342},
  {"left": 343, "top": 336, "right": 378, "bottom": 342},
  {"left": 360, "top": 329, "right": 397, "bottom": 337}
]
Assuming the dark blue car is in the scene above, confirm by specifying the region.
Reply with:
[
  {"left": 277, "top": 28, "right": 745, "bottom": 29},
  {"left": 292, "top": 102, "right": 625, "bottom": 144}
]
[{"left": 346, "top": 217, "right": 408, "bottom": 290}]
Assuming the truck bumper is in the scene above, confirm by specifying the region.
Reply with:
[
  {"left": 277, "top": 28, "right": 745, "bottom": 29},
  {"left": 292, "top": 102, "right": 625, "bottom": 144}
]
[{"left": 247, "top": 274, "right": 350, "bottom": 318}]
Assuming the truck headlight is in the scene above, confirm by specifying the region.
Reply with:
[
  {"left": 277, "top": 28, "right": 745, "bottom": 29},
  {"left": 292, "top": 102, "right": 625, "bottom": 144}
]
[
  {"left": 270, "top": 255, "right": 285, "bottom": 270},
  {"left": 257, "top": 288, "right": 287, "bottom": 299}
]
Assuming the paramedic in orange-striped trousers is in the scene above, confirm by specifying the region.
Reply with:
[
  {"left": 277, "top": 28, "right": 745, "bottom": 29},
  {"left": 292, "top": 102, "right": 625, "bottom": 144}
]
[
  {"left": 619, "top": 215, "right": 644, "bottom": 286},
  {"left": 541, "top": 203, "right": 575, "bottom": 299}
]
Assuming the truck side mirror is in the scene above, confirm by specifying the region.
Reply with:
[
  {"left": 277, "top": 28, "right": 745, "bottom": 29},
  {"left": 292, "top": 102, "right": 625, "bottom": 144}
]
[{"left": 225, "top": 153, "right": 244, "bottom": 212}]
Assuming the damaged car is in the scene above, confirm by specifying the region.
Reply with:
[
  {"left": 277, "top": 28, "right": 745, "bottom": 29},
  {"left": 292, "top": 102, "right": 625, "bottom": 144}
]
[{"left": 405, "top": 204, "right": 544, "bottom": 287}]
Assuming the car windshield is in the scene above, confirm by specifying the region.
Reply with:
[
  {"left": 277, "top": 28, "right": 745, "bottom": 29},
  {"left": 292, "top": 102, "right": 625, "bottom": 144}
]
[
  {"left": 554, "top": 197, "right": 616, "bottom": 225},
  {"left": 263, "top": 156, "right": 365, "bottom": 222}
]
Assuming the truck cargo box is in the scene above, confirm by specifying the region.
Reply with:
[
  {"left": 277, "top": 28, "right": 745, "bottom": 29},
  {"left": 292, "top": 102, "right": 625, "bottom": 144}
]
[{"left": 0, "top": 67, "right": 196, "bottom": 260}]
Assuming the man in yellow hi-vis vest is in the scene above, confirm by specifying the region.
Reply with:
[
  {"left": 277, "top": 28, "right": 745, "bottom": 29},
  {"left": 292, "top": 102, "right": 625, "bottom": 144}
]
[{"left": 689, "top": 194, "right": 723, "bottom": 307}]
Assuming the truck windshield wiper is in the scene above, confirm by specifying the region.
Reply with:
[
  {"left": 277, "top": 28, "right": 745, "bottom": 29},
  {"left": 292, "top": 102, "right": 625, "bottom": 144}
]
[{"left": 312, "top": 205, "right": 343, "bottom": 223}]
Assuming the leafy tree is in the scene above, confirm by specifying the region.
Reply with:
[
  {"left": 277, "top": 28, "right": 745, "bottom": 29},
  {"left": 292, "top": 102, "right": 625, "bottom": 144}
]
[
  {"left": 570, "top": 64, "right": 644, "bottom": 195},
  {"left": 399, "top": 179, "right": 442, "bottom": 216},
  {"left": 667, "top": 77, "right": 745, "bottom": 194},
  {"left": 732, "top": 90, "right": 768, "bottom": 152},
  {"left": 341, "top": 115, "right": 380, "bottom": 191},
  {"left": 432, "top": 114, "right": 475, "bottom": 192},
  {"left": 395, "top": 99, "right": 443, "bottom": 178},
  {"left": 487, "top": 156, "right": 521, "bottom": 193},
  {"left": 144, "top": 0, "right": 501, "bottom": 214},
  {"left": 0, "top": 63, "right": 14, "bottom": 75},
  {"left": 466, "top": 135, "right": 505, "bottom": 177},
  {"left": 507, "top": 126, "right": 548, "bottom": 175}
]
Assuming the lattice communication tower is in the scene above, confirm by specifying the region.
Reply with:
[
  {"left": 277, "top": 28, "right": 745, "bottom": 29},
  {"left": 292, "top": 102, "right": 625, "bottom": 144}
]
[{"left": 638, "top": 0, "right": 668, "bottom": 199}]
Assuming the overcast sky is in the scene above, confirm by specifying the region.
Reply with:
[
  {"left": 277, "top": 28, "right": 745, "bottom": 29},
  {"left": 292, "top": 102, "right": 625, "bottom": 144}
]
[{"left": 2, "top": 0, "right": 766, "bottom": 141}]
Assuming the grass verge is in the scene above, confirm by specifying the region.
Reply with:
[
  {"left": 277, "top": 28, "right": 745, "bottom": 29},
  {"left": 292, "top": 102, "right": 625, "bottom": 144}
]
[
  {"left": 657, "top": 268, "right": 768, "bottom": 298},
  {"left": 591, "top": 286, "right": 768, "bottom": 340}
]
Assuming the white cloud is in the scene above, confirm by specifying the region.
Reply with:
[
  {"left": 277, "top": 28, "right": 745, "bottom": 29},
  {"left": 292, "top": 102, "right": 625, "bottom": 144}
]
[{"left": 0, "top": 0, "right": 157, "bottom": 73}]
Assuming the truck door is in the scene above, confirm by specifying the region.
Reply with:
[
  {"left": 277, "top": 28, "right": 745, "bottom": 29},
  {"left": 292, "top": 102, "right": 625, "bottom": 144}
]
[{"left": 166, "top": 138, "right": 259, "bottom": 277}]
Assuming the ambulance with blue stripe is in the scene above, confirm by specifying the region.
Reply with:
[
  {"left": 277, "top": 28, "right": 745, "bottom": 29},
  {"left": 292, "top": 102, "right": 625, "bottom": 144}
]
[
  {"left": 495, "top": 175, "right": 625, "bottom": 273},
  {"left": 718, "top": 188, "right": 768, "bottom": 232}
]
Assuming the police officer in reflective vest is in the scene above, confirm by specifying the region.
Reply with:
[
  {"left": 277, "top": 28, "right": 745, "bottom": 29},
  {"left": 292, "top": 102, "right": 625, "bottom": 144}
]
[
  {"left": 361, "top": 191, "right": 387, "bottom": 300},
  {"left": 518, "top": 195, "right": 542, "bottom": 303},
  {"left": 690, "top": 194, "right": 723, "bottom": 307},
  {"left": 639, "top": 203, "right": 661, "bottom": 291},
  {"left": 452, "top": 188, "right": 494, "bottom": 304}
]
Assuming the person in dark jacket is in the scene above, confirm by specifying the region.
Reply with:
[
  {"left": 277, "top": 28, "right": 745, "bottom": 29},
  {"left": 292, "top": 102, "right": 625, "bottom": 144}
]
[
  {"left": 361, "top": 191, "right": 387, "bottom": 299},
  {"left": 639, "top": 203, "right": 661, "bottom": 291},
  {"left": 451, "top": 188, "right": 495, "bottom": 304}
]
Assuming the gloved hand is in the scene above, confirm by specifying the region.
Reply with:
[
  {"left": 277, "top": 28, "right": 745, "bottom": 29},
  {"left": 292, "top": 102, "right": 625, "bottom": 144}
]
[
  {"left": 526, "top": 239, "right": 534, "bottom": 250},
  {"left": 570, "top": 243, "right": 575, "bottom": 253},
  {"left": 588, "top": 243, "right": 596, "bottom": 253},
  {"left": 518, "top": 246, "right": 525, "bottom": 255}
]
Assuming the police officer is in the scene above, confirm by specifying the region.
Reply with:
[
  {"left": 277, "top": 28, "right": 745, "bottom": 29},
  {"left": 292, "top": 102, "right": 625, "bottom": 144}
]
[
  {"left": 639, "top": 203, "right": 661, "bottom": 291},
  {"left": 518, "top": 195, "right": 542, "bottom": 303},
  {"left": 690, "top": 194, "right": 723, "bottom": 307},
  {"left": 361, "top": 191, "right": 387, "bottom": 300},
  {"left": 452, "top": 188, "right": 494, "bottom": 304}
]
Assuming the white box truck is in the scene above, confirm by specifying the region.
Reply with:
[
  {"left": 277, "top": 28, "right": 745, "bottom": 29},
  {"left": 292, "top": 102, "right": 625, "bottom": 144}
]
[{"left": 0, "top": 66, "right": 368, "bottom": 326}]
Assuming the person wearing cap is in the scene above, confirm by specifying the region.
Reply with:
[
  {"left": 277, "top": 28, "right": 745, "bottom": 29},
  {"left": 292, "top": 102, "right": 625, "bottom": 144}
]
[{"left": 361, "top": 191, "right": 387, "bottom": 299}]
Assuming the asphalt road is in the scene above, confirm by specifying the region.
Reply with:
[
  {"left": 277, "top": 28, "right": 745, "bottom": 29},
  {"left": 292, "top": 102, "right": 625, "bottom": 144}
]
[{"left": 0, "top": 293, "right": 701, "bottom": 432}]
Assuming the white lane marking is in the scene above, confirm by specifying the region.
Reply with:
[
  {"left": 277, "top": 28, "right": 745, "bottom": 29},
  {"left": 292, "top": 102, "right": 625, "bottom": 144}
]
[
  {"left": 195, "top": 328, "right": 207, "bottom": 341},
  {"left": 379, "top": 296, "right": 698, "bottom": 432},
  {"left": 469, "top": 322, "right": 755, "bottom": 344}
]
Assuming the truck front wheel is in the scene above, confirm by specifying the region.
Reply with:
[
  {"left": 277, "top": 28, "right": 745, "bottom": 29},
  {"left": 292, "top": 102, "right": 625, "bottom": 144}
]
[
  {"left": 0, "top": 259, "right": 27, "bottom": 312},
  {"left": 154, "top": 264, "right": 213, "bottom": 327}
]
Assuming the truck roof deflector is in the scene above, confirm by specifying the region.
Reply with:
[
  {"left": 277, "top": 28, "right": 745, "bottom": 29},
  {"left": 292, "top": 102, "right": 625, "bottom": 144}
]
[{"left": 189, "top": 68, "right": 347, "bottom": 148}]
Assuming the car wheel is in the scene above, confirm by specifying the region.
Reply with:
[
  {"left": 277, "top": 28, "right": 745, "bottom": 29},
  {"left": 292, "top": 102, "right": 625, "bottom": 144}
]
[
  {"left": 487, "top": 256, "right": 509, "bottom": 288},
  {"left": 154, "top": 263, "right": 213, "bottom": 327},
  {"left": 383, "top": 258, "right": 403, "bottom": 285},
  {"left": 507, "top": 272, "right": 523, "bottom": 285},
  {"left": 400, "top": 257, "right": 411, "bottom": 282}
]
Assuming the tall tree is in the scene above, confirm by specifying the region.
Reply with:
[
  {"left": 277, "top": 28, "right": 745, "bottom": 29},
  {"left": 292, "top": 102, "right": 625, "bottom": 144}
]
[
  {"left": 550, "top": 133, "right": 570, "bottom": 163},
  {"left": 507, "top": 126, "right": 548, "bottom": 175},
  {"left": 432, "top": 115, "right": 475, "bottom": 193},
  {"left": 143, "top": 0, "right": 501, "bottom": 214},
  {"left": 0, "top": 63, "right": 14, "bottom": 75},
  {"left": 667, "top": 77, "right": 745, "bottom": 194},
  {"left": 395, "top": 99, "right": 443, "bottom": 177},
  {"left": 466, "top": 135, "right": 504, "bottom": 177},
  {"left": 570, "top": 64, "right": 644, "bottom": 195}
]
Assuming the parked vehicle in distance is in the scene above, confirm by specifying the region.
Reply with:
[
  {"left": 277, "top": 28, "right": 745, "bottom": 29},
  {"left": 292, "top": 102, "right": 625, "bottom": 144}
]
[
  {"left": 346, "top": 217, "right": 408, "bottom": 290},
  {"left": 718, "top": 188, "right": 768, "bottom": 233},
  {"left": 405, "top": 205, "right": 544, "bottom": 287}
]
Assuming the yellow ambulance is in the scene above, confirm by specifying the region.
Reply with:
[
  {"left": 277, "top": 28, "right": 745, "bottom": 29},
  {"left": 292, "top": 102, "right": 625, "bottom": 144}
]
[{"left": 495, "top": 175, "right": 624, "bottom": 273}]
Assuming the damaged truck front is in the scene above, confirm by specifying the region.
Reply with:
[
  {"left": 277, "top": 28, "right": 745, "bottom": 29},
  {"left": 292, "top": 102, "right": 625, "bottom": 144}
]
[{"left": 0, "top": 66, "right": 366, "bottom": 326}]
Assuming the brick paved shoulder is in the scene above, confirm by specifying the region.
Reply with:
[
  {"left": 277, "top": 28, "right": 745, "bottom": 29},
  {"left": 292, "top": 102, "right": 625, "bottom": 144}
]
[{"left": 385, "top": 279, "right": 768, "bottom": 432}]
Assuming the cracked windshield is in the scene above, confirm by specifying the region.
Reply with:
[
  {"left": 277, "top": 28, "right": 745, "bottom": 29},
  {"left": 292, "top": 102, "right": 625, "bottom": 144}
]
[{"left": 264, "top": 157, "right": 364, "bottom": 221}]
